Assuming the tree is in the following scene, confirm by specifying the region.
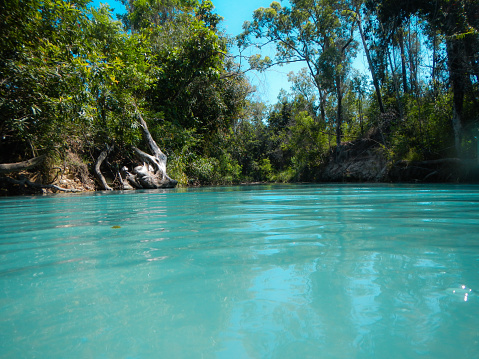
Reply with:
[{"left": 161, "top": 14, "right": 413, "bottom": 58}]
[
  {"left": 238, "top": 0, "right": 358, "bottom": 149},
  {"left": 353, "top": 3, "right": 385, "bottom": 113},
  {"left": 0, "top": 0, "right": 90, "bottom": 161},
  {"left": 369, "top": 0, "right": 479, "bottom": 157},
  {"left": 0, "top": 0, "right": 179, "bottom": 191},
  {"left": 53, "top": 3, "right": 178, "bottom": 190},
  {"left": 120, "top": 0, "right": 226, "bottom": 128},
  {"left": 350, "top": 71, "right": 370, "bottom": 135},
  {"left": 287, "top": 68, "right": 319, "bottom": 120},
  {"left": 120, "top": 0, "right": 254, "bottom": 184}
]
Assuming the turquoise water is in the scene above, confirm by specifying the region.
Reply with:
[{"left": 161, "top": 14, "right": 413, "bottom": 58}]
[{"left": 1, "top": 184, "right": 479, "bottom": 358}]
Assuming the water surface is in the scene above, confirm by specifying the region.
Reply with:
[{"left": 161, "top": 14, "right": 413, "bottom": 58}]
[{"left": 1, "top": 184, "right": 479, "bottom": 358}]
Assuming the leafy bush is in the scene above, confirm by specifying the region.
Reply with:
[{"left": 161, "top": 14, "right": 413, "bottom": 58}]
[
  {"left": 386, "top": 92, "right": 454, "bottom": 162},
  {"left": 188, "top": 157, "right": 218, "bottom": 184},
  {"left": 216, "top": 152, "right": 242, "bottom": 184}
]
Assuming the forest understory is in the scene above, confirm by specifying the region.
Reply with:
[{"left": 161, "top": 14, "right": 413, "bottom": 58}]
[{"left": 2, "top": 122, "right": 478, "bottom": 196}]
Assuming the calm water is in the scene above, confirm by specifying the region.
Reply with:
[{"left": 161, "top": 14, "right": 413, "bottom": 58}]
[{"left": 1, "top": 184, "right": 479, "bottom": 358}]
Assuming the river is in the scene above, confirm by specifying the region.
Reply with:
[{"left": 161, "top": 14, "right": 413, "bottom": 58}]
[{"left": 1, "top": 184, "right": 479, "bottom": 358}]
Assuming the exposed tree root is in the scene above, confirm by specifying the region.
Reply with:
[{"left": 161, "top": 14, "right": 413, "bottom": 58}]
[
  {"left": 93, "top": 108, "right": 177, "bottom": 191},
  {"left": 1, "top": 175, "right": 81, "bottom": 193},
  {"left": 0, "top": 156, "right": 81, "bottom": 194}
]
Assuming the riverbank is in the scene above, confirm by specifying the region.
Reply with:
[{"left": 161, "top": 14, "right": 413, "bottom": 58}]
[{"left": 2, "top": 154, "right": 478, "bottom": 197}]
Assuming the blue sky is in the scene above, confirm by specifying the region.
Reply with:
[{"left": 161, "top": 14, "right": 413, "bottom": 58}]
[
  {"left": 89, "top": 0, "right": 368, "bottom": 105},
  {"left": 213, "top": 0, "right": 303, "bottom": 104}
]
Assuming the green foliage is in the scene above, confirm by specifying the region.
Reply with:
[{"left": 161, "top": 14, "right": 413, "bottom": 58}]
[
  {"left": 213, "top": 152, "right": 241, "bottom": 184},
  {"left": 256, "top": 158, "right": 273, "bottom": 181},
  {"left": 282, "top": 111, "right": 329, "bottom": 180},
  {"left": 123, "top": 0, "right": 230, "bottom": 134},
  {"left": 188, "top": 156, "right": 218, "bottom": 184},
  {"left": 74, "top": 6, "right": 149, "bottom": 147},
  {"left": 239, "top": 0, "right": 359, "bottom": 147},
  {"left": 0, "top": 0, "right": 253, "bottom": 186},
  {"left": 0, "top": 0, "right": 159, "bottom": 165},
  {"left": 0, "top": 0, "right": 89, "bottom": 159},
  {"left": 271, "top": 167, "right": 296, "bottom": 183},
  {"left": 2, "top": 0, "right": 477, "bottom": 188},
  {"left": 386, "top": 91, "right": 455, "bottom": 162}
]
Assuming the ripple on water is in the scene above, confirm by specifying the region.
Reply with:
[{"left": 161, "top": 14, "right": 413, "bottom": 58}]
[
  {"left": 1, "top": 184, "right": 479, "bottom": 359},
  {"left": 445, "top": 285, "right": 474, "bottom": 302}
]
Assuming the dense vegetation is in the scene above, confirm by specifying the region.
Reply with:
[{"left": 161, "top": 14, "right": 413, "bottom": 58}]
[{"left": 1, "top": 0, "right": 478, "bottom": 192}]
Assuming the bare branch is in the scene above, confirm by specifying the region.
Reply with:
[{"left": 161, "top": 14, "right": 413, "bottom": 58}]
[
  {"left": 0, "top": 156, "right": 46, "bottom": 174},
  {"left": 1, "top": 175, "right": 81, "bottom": 193},
  {"left": 94, "top": 145, "right": 114, "bottom": 191}
]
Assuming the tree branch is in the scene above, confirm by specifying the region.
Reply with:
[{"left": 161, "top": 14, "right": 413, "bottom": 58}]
[
  {"left": 1, "top": 175, "right": 81, "bottom": 193},
  {"left": 133, "top": 104, "right": 167, "bottom": 164},
  {"left": 94, "top": 145, "right": 114, "bottom": 191},
  {"left": 0, "top": 155, "right": 46, "bottom": 174}
]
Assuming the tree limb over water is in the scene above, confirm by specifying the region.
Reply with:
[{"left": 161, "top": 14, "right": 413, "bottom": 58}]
[{"left": 0, "top": 156, "right": 46, "bottom": 174}]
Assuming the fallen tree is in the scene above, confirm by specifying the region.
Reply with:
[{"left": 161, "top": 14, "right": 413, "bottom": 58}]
[
  {"left": 0, "top": 155, "right": 46, "bottom": 174},
  {"left": 1, "top": 110, "right": 177, "bottom": 194},
  {"left": 1, "top": 175, "right": 81, "bottom": 193},
  {"left": 0, "top": 155, "right": 80, "bottom": 193},
  {"left": 94, "top": 109, "right": 178, "bottom": 191}
]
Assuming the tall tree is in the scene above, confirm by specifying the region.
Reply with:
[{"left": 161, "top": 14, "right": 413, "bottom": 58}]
[
  {"left": 350, "top": 2, "right": 385, "bottom": 113},
  {"left": 239, "top": 0, "right": 358, "bottom": 149},
  {"left": 120, "top": 0, "right": 228, "bottom": 129},
  {"left": 369, "top": 0, "right": 479, "bottom": 156},
  {"left": 120, "top": 0, "right": 254, "bottom": 183}
]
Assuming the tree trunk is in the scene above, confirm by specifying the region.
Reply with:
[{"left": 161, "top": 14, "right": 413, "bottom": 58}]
[
  {"left": 358, "top": 97, "right": 364, "bottom": 135},
  {"left": 387, "top": 49, "right": 404, "bottom": 119},
  {"left": 309, "top": 63, "right": 326, "bottom": 123},
  {"left": 1, "top": 175, "right": 80, "bottom": 193},
  {"left": 120, "top": 166, "right": 138, "bottom": 189},
  {"left": 130, "top": 107, "right": 177, "bottom": 188},
  {"left": 336, "top": 75, "right": 343, "bottom": 149},
  {"left": 92, "top": 108, "right": 177, "bottom": 191},
  {"left": 95, "top": 144, "right": 115, "bottom": 191},
  {"left": 0, "top": 155, "right": 45, "bottom": 174},
  {"left": 357, "top": 9, "right": 385, "bottom": 113},
  {"left": 446, "top": 37, "right": 466, "bottom": 157},
  {"left": 0, "top": 156, "right": 80, "bottom": 193},
  {"left": 398, "top": 28, "right": 408, "bottom": 94},
  {"left": 407, "top": 22, "right": 418, "bottom": 96},
  {"left": 319, "top": 89, "right": 326, "bottom": 123},
  {"left": 432, "top": 31, "right": 437, "bottom": 96}
]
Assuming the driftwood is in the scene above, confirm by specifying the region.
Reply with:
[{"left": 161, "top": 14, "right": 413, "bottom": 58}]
[
  {"left": 120, "top": 166, "right": 137, "bottom": 190},
  {"left": 127, "top": 109, "right": 177, "bottom": 189},
  {"left": 0, "top": 155, "right": 79, "bottom": 193},
  {"left": 0, "top": 155, "right": 46, "bottom": 174},
  {"left": 93, "top": 108, "right": 177, "bottom": 191},
  {"left": 2, "top": 108, "right": 178, "bottom": 193},
  {"left": 1, "top": 175, "right": 80, "bottom": 193},
  {"left": 94, "top": 144, "right": 115, "bottom": 191}
]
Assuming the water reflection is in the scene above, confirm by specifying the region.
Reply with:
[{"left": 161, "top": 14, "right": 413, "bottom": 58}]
[
  {"left": 212, "top": 185, "right": 479, "bottom": 358},
  {"left": 1, "top": 185, "right": 479, "bottom": 358}
]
